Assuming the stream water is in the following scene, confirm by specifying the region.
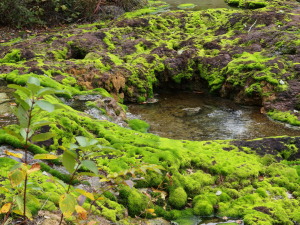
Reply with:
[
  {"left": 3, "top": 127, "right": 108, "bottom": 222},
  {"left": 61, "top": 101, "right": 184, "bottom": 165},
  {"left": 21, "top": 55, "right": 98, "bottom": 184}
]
[
  {"left": 128, "top": 91, "right": 300, "bottom": 141},
  {"left": 161, "top": 0, "right": 231, "bottom": 10}
]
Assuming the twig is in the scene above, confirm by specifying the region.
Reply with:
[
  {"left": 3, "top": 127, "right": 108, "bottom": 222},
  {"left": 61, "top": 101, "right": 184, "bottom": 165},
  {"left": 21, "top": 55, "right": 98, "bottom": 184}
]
[{"left": 248, "top": 19, "right": 257, "bottom": 33}]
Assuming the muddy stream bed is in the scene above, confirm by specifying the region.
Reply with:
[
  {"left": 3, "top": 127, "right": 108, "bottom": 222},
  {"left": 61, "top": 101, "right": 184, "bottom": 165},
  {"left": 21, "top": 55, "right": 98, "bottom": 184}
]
[{"left": 128, "top": 91, "right": 300, "bottom": 141}]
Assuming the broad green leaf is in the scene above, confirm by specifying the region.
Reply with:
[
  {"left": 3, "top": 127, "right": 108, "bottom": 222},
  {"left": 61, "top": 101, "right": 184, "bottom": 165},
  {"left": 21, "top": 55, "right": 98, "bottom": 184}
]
[
  {"left": 31, "top": 120, "right": 54, "bottom": 129},
  {"left": 13, "top": 106, "right": 28, "bottom": 127},
  {"left": 33, "top": 154, "right": 58, "bottom": 160},
  {"left": 27, "top": 77, "right": 40, "bottom": 86},
  {"left": 9, "top": 162, "right": 23, "bottom": 171},
  {"left": 69, "top": 143, "right": 79, "bottom": 150},
  {"left": 64, "top": 149, "right": 78, "bottom": 159},
  {"left": 3, "top": 127, "right": 23, "bottom": 141},
  {"left": 20, "top": 128, "right": 33, "bottom": 140},
  {"left": 62, "top": 151, "right": 76, "bottom": 173},
  {"left": 9, "top": 168, "right": 26, "bottom": 187},
  {"left": 88, "top": 139, "right": 98, "bottom": 146},
  {"left": 0, "top": 187, "right": 9, "bottom": 192},
  {"left": 20, "top": 128, "right": 27, "bottom": 140},
  {"left": 15, "top": 195, "right": 32, "bottom": 219},
  {"left": 7, "top": 84, "right": 31, "bottom": 97},
  {"left": 55, "top": 179, "right": 68, "bottom": 189},
  {"left": 81, "top": 160, "right": 98, "bottom": 175},
  {"left": 75, "top": 136, "right": 88, "bottom": 147},
  {"left": 25, "top": 98, "right": 33, "bottom": 108},
  {"left": 15, "top": 195, "right": 23, "bottom": 213},
  {"left": 37, "top": 87, "right": 56, "bottom": 97},
  {"left": 12, "top": 93, "right": 30, "bottom": 111},
  {"left": 59, "top": 193, "right": 76, "bottom": 218},
  {"left": 36, "top": 100, "right": 54, "bottom": 112},
  {"left": 75, "top": 189, "right": 94, "bottom": 201},
  {"left": 31, "top": 132, "right": 56, "bottom": 142},
  {"left": 0, "top": 203, "right": 12, "bottom": 214},
  {"left": 27, "top": 83, "right": 41, "bottom": 95}
]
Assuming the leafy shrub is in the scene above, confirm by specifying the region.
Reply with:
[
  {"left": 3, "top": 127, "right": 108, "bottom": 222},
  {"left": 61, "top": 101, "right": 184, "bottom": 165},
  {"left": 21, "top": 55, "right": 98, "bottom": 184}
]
[{"left": 0, "top": 0, "right": 148, "bottom": 28}]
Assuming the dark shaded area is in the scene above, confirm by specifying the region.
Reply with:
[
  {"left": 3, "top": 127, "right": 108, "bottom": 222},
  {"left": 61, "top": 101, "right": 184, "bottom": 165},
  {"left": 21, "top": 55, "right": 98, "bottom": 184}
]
[{"left": 232, "top": 137, "right": 300, "bottom": 160}]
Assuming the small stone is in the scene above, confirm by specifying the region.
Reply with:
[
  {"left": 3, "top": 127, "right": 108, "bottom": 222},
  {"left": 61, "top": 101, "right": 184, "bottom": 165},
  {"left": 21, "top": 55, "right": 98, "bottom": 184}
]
[
  {"left": 222, "top": 216, "right": 228, "bottom": 220},
  {"left": 279, "top": 79, "right": 285, "bottom": 85},
  {"left": 216, "top": 190, "right": 222, "bottom": 195}
]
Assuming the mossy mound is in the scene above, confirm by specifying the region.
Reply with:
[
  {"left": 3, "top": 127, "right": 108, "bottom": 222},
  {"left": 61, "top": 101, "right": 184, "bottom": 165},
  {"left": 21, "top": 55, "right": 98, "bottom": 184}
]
[
  {"left": 1, "top": 101, "right": 299, "bottom": 223},
  {"left": 225, "top": 0, "right": 267, "bottom": 9}
]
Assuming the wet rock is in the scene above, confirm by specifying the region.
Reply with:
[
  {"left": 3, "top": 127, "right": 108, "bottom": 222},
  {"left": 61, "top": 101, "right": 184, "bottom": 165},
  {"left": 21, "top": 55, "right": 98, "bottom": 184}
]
[
  {"left": 0, "top": 93, "right": 12, "bottom": 114},
  {"left": 182, "top": 107, "right": 202, "bottom": 116},
  {"left": 98, "top": 5, "right": 126, "bottom": 19}
]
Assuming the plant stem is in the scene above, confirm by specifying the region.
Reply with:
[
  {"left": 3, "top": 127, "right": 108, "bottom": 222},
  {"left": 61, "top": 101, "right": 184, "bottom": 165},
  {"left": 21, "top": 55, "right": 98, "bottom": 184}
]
[
  {"left": 58, "top": 163, "right": 81, "bottom": 225},
  {"left": 23, "top": 98, "right": 34, "bottom": 222}
]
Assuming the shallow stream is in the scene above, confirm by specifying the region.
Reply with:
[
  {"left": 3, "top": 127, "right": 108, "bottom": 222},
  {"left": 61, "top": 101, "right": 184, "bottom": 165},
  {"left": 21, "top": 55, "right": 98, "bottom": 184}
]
[
  {"left": 128, "top": 91, "right": 300, "bottom": 141},
  {"left": 160, "top": 0, "right": 231, "bottom": 10}
]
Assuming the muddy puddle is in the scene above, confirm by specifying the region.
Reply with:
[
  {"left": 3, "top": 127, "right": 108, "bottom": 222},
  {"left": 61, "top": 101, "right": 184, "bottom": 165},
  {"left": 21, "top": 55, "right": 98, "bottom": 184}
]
[{"left": 128, "top": 91, "right": 300, "bottom": 141}]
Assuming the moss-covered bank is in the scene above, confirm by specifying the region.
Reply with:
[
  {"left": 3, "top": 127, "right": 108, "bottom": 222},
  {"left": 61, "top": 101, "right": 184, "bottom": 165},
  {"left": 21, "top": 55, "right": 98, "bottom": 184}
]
[{"left": 1, "top": 0, "right": 300, "bottom": 223}]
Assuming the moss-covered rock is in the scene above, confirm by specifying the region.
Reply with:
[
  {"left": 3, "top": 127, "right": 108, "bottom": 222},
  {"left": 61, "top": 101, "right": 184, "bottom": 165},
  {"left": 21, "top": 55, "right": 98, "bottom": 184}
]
[
  {"left": 168, "top": 187, "right": 188, "bottom": 209},
  {"left": 128, "top": 118, "right": 150, "bottom": 133}
]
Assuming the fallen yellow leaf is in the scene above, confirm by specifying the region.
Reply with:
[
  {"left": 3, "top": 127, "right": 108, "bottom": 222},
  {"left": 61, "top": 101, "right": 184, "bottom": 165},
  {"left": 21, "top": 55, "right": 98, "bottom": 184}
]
[
  {"left": 0, "top": 203, "right": 12, "bottom": 214},
  {"left": 4, "top": 150, "right": 23, "bottom": 159},
  {"left": 145, "top": 208, "right": 155, "bottom": 214},
  {"left": 75, "top": 205, "right": 87, "bottom": 220}
]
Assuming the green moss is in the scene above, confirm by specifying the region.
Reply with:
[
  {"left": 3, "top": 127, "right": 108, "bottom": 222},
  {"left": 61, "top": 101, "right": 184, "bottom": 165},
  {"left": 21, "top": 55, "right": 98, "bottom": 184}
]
[
  {"left": 268, "top": 110, "right": 300, "bottom": 126},
  {"left": 107, "top": 53, "right": 124, "bottom": 66},
  {"left": 123, "top": 7, "right": 165, "bottom": 18},
  {"left": 182, "top": 170, "right": 215, "bottom": 195},
  {"left": 51, "top": 47, "right": 68, "bottom": 60},
  {"left": 177, "top": 4, "right": 196, "bottom": 9},
  {"left": 103, "top": 32, "right": 116, "bottom": 50},
  {"left": 193, "top": 200, "right": 213, "bottom": 216},
  {"left": 0, "top": 49, "right": 22, "bottom": 63},
  {"left": 169, "top": 187, "right": 188, "bottom": 209},
  {"left": 225, "top": 0, "right": 267, "bottom": 8},
  {"left": 256, "top": 188, "right": 268, "bottom": 198},
  {"left": 119, "top": 186, "right": 150, "bottom": 217},
  {"left": 128, "top": 119, "right": 150, "bottom": 133}
]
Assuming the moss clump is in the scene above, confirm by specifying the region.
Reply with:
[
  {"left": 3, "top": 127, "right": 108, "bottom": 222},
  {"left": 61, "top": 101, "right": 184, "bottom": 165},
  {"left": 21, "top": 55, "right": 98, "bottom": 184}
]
[
  {"left": 119, "top": 186, "right": 150, "bottom": 217},
  {"left": 267, "top": 110, "right": 300, "bottom": 126},
  {"left": 0, "top": 49, "right": 22, "bottom": 63},
  {"left": 225, "top": 0, "right": 267, "bottom": 8},
  {"left": 182, "top": 170, "right": 215, "bottom": 195},
  {"left": 177, "top": 4, "right": 196, "bottom": 9},
  {"left": 193, "top": 200, "right": 214, "bottom": 216},
  {"left": 169, "top": 187, "right": 188, "bottom": 209},
  {"left": 128, "top": 119, "right": 150, "bottom": 133}
]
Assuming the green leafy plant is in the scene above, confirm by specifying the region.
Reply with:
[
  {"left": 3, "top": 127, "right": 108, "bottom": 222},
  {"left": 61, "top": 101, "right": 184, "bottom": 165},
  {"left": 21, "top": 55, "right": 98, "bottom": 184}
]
[
  {"left": 0, "top": 76, "right": 164, "bottom": 224},
  {"left": 40, "top": 136, "right": 101, "bottom": 224},
  {"left": 0, "top": 77, "right": 59, "bottom": 223}
]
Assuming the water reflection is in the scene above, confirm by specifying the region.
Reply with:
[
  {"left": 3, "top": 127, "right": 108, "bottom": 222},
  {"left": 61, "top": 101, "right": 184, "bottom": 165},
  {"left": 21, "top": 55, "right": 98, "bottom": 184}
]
[
  {"left": 128, "top": 91, "right": 300, "bottom": 141},
  {"left": 161, "top": 0, "right": 231, "bottom": 10}
]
